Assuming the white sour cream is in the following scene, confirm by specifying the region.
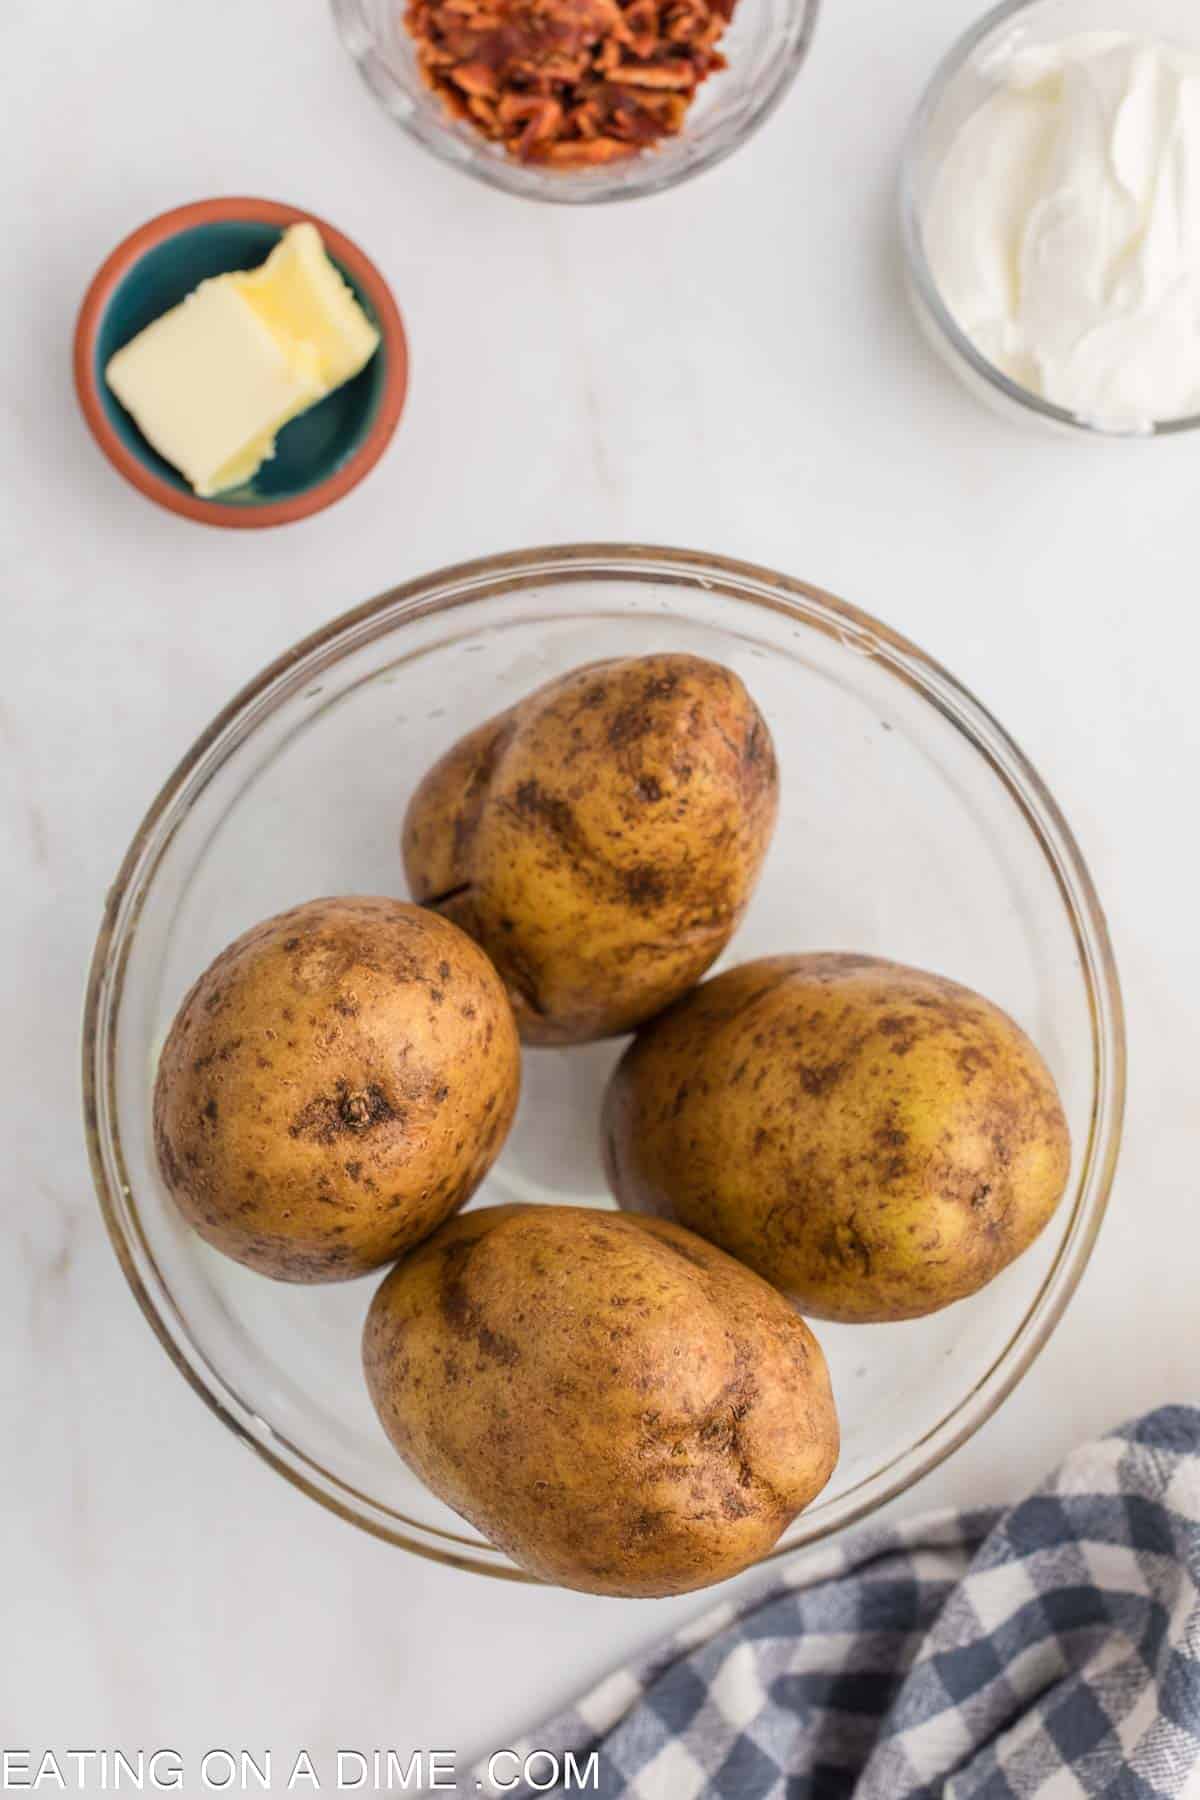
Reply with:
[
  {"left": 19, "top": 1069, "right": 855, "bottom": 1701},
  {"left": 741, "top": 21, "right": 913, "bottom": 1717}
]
[{"left": 925, "top": 32, "right": 1200, "bottom": 429}]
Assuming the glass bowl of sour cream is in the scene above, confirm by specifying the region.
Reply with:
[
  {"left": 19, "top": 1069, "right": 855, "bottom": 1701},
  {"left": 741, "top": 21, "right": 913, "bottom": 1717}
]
[{"left": 901, "top": 0, "right": 1200, "bottom": 437}]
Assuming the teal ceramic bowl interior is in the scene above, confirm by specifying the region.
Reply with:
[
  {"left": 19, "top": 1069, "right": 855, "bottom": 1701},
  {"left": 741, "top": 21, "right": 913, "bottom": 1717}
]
[
  {"left": 75, "top": 199, "right": 409, "bottom": 528},
  {"left": 98, "top": 223, "right": 384, "bottom": 503}
]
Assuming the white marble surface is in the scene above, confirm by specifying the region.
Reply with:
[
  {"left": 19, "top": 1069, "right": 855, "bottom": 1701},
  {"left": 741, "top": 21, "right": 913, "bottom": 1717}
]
[{"left": 3, "top": 0, "right": 1199, "bottom": 1787}]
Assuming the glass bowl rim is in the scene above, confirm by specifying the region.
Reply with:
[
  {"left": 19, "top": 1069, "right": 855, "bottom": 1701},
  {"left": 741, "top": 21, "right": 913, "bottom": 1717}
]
[
  {"left": 898, "top": 0, "right": 1200, "bottom": 440},
  {"left": 329, "top": 0, "right": 823, "bottom": 207},
  {"left": 82, "top": 541, "right": 1126, "bottom": 1582}
]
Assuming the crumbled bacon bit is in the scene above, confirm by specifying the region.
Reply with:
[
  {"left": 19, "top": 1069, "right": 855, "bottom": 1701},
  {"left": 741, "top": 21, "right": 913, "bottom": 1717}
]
[{"left": 404, "top": 0, "right": 737, "bottom": 164}]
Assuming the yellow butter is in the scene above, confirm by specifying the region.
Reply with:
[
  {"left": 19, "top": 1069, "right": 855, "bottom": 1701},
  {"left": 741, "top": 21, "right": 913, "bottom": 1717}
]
[
  {"left": 104, "top": 223, "right": 380, "bottom": 498},
  {"left": 207, "top": 425, "right": 285, "bottom": 497},
  {"left": 235, "top": 222, "right": 380, "bottom": 388}
]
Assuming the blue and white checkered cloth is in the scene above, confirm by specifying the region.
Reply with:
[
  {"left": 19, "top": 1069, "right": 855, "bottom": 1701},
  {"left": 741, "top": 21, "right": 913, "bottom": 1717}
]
[{"left": 478, "top": 1407, "right": 1200, "bottom": 1799}]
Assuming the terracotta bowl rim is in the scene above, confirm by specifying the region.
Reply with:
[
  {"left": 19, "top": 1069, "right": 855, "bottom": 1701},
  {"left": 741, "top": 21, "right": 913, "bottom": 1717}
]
[{"left": 73, "top": 195, "right": 409, "bottom": 530}]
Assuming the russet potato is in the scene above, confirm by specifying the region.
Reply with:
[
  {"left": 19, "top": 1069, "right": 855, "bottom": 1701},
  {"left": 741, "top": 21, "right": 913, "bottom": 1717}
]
[
  {"left": 363, "top": 1205, "right": 839, "bottom": 1595},
  {"left": 603, "top": 954, "right": 1072, "bottom": 1322},
  {"left": 153, "top": 897, "right": 520, "bottom": 1281},
  {"left": 402, "top": 653, "right": 778, "bottom": 1045}
]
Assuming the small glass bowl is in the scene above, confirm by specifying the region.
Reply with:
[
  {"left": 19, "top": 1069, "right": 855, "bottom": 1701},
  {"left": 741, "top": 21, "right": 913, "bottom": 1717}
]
[
  {"left": 83, "top": 545, "right": 1124, "bottom": 1581},
  {"left": 331, "top": 0, "right": 821, "bottom": 204},
  {"left": 900, "top": 0, "right": 1200, "bottom": 438}
]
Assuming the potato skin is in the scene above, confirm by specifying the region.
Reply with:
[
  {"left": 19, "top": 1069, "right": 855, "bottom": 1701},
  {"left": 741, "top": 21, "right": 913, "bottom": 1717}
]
[
  {"left": 362, "top": 1206, "right": 838, "bottom": 1596},
  {"left": 603, "top": 954, "right": 1072, "bottom": 1323},
  {"left": 401, "top": 654, "right": 778, "bottom": 1045},
  {"left": 153, "top": 898, "right": 520, "bottom": 1282}
]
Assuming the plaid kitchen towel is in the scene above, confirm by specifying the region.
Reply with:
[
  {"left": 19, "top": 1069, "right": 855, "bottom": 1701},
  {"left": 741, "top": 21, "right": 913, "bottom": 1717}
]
[{"left": 477, "top": 1407, "right": 1200, "bottom": 1799}]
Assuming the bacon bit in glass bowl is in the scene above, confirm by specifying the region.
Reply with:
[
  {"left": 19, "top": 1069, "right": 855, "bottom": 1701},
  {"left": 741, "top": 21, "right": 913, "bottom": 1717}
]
[
  {"left": 331, "top": 0, "right": 821, "bottom": 201},
  {"left": 405, "top": 0, "right": 737, "bottom": 164}
]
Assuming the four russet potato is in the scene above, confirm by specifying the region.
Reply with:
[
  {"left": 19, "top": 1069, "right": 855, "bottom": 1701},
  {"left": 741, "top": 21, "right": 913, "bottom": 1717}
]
[
  {"left": 402, "top": 653, "right": 779, "bottom": 1044},
  {"left": 363, "top": 1205, "right": 839, "bottom": 1596},
  {"left": 152, "top": 896, "right": 521, "bottom": 1281},
  {"left": 152, "top": 654, "right": 1071, "bottom": 1594},
  {"left": 602, "top": 953, "right": 1071, "bottom": 1323}
]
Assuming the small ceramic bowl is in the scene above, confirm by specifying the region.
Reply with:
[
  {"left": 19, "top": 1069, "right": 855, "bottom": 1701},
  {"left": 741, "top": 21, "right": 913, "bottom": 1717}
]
[{"left": 74, "top": 197, "right": 409, "bottom": 528}]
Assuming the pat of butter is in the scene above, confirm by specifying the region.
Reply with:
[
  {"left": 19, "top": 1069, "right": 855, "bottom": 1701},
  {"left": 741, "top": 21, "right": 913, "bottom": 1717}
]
[
  {"left": 106, "top": 282, "right": 324, "bottom": 497},
  {"left": 104, "top": 224, "right": 380, "bottom": 498},
  {"left": 234, "top": 222, "right": 379, "bottom": 388}
]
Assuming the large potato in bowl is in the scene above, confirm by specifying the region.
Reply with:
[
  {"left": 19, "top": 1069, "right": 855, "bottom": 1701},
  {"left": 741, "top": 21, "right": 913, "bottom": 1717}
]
[
  {"left": 153, "top": 897, "right": 520, "bottom": 1282},
  {"left": 362, "top": 1205, "right": 839, "bottom": 1595},
  {"left": 603, "top": 954, "right": 1072, "bottom": 1323},
  {"left": 401, "top": 653, "right": 778, "bottom": 1045}
]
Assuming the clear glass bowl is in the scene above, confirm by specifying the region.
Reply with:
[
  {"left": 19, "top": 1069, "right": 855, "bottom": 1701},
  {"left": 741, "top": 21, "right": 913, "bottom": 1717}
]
[
  {"left": 330, "top": 0, "right": 821, "bottom": 204},
  {"left": 900, "top": 0, "right": 1200, "bottom": 438},
  {"left": 83, "top": 545, "right": 1124, "bottom": 1582}
]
